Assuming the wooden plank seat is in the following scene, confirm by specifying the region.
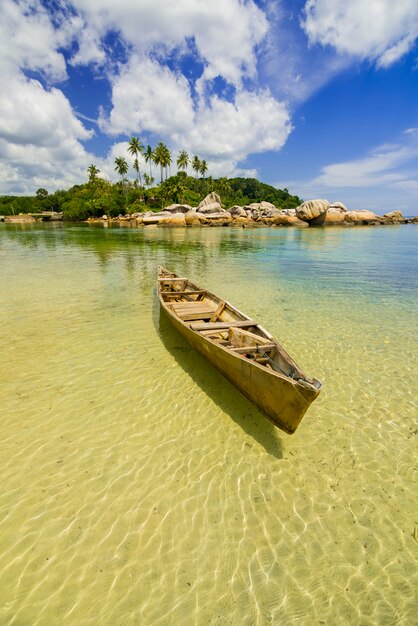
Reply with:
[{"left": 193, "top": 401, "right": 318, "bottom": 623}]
[
  {"left": 230, "top": 344, "right": 276, "bottom": 354},
  {"left": 190, "top": 320, "right": 257, "bottom": 331},
  {"left": 162, "top": 290, "right": 206, "bottom": 299},
  {"left": 171, "top": 300, "right": 218, "bottom": 322}
]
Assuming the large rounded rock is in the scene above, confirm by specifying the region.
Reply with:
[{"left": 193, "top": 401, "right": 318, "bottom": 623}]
[
  {"left": 272, "top": 211, "right": 308, "bottom": 227},
  {"left": 205, "top": 211, "right": 232, "bottom": 222},
  {"left": 296, "top": 199, "right": 330, "bottom": 222},
  {"left": 383, "top": 210, "right": 408, "bottom": 223},
  {"left": 229, "top": 205, "right": 247, "bottom": 218},
  {"left": 345, "top": 210, "right": 384, "bottom": 224},
  {"left": 164, "top": 203, "right": 192, "bottom": 214},
  {"left": 142, "top": 211, "right": 172, "bottom": 225},
  {"left": 411, "top": 216, "right": 418, "bottom": 223},
  {"left": 198, "top": 192, "right": 222, "bottom": 210},
  {"left": 329, "top": 201, "right": 348, "bottom": 212},
  {"left": 310, "top": 206, "right": 347, "bottom": 225},
  {"left": 184, "top": 210, "right": 203, "bottom": 225},
  {"left": 166, "top": 213, "right": 186, "bottom": 227},
  {"left": 198, "top": 202, "right": 224, "bottom": 214}
]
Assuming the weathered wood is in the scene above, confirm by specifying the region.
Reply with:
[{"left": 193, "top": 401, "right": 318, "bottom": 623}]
[
  {"left": 210, "top": 300, "right": 226, "bottom": 323},
  {"left": 177, "top": 311, "right": 215, "bottom": 321},
  {"left": 158, "top": 277, "right": 188, "bottom": 281},
  {"left": 157, "top": 265, "right": 322, "bottom": 434},
  {"left": 162, "top": 290, "right": 206, "bottom": 298},
  {"left": 190, "top": 320, "right": 257, "bottom": 331},
  {"left": 230, "top": 344, "right": 276, "bottom": 354},
  {"left": 229, "top": 327, "right": 271, "bottom": 347}
]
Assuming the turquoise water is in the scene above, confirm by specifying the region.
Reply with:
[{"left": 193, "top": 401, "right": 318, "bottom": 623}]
[{"left": 0, "top": 223, "right": 417, "bottom": 625}]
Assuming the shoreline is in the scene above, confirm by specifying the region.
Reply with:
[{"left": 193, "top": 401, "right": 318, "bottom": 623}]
[{"left": 2, "top": 194, "right": 417, "bottom": 228}]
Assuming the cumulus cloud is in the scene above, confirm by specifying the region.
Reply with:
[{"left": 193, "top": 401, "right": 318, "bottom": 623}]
[
  {"left": 70, "top": 0, "right": 268, "bottom": 85},
  {"left": 0, "top": 0, "right": 292, "bottom": 192},
  {"left": 0, "top": 1, "right": 96, "bottom": 193},
  {"left": 302, "top": 0, "right": 418, "bottom": 67},
  {"left": 0, "top": 0, "right": 70, "bottom": 81},
  {"left": 184, "top": 90, "right": 291, "bottom": 159},
  {"left": 99, "top": 56, "right": 195, "bottom": 137}
]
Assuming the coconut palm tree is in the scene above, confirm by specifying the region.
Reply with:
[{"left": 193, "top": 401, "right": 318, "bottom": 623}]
[
  {"left": 143, "top": 172, "right": 154, "bottom": 188},
  {"left": 154, "top": 142, "right": 172, "bottom": 183},
  {"left": 176, "top": 150, "right": 189, "bottom": 174},
  {"left": 144, "top": 145, "right": 154, "bottom": 180},
  {"left": 115, "top": 156, "right": 128, "bottom": 195},
  {"left": 153, "top": 142, "right": 164, "bottom": 184},
  {"left": 165, "top": 178, "right": 186, "bottom": 204},
  {"left": 192, "top": 155, "right": 201, "bottom": 178},
  {"left": 162, "top": 145, "right": 172, "bottom": 180},
  {"left": 199, "top": 159, "right": 208, "bottom": 179},
  {"left": 87, "top": 164, "right": 100, "bottom": 184},
  {"left": 127, "top": 136, "right": 143, "bottom": 187}
]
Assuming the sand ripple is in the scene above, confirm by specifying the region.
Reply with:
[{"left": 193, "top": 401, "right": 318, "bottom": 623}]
[{"left": 0, "top": 224, "right": 416, "bottom": 624}]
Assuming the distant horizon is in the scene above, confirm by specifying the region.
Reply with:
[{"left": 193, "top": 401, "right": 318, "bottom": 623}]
[{"left": 1, "top": 1, "right": 418, "bottom": 213}]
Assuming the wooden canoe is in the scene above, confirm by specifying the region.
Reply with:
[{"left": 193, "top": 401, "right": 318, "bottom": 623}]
[{"left": 158, "top": 266, "right": 322, "bottom": 433}]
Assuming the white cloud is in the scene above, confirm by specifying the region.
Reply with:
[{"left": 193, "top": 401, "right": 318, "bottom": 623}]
[
  {"left": 260, "top": 1, "right": 352, "bottom": 104},
  {"left": 0, "top": 77, "right": 92, "bottom": 148},
  {"left": 99, "top": 56, "right": 195, "bottom": 137},
  {"left": 275, "top": 129, "right": 418, "bottom": 212},
  {"left": 312, "top": 143, "right": 418, "bottom": 189},
  {"left": 302, "top": 0, "right": 418, "bottom": 67},
  {"left": 71, "top": 0, "right": 268, "bottom": 86},
  {"left": 0, "top": 0, "right": 289, "bottom": 192},
  {"left": 100, "top": 56, "right": 292, "bottom": 173},
  {"left": 184, "top": 90, "right": 291, "bottom": 159},
  {"left": 0, "top": 2, "right": 95, "bottom": 194}
]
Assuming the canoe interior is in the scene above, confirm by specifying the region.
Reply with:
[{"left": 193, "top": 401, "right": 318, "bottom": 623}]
[{"left": 158, "top": 266, "right": 321, "bottom": 387}]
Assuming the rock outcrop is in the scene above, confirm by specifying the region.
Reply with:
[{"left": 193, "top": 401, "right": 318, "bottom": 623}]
[
  {"left": 184, "top": 210, "right": 203, "bottom": 225},
  {"left": 383, "top": 210, "right": 408, "bottom": 223},
  {"left": 142, "top": 211, "right": 172, "bottom": 225},
  {"left": 329, "top": 201, "right": 348, "bottom": 212},
  {"left": 310, "top": 206, "right": 347, "bottom": 225},
  {"left": 345, "top": 210, "right": 384, "bottom": 225},
  {"left": 164, "top": 203, "right": 192, "bottom": 214},
  {"left": 229, "top": 205, "right": 247, "bottom": 218},
  {"left": 296, "top": 199, "right": 330, "bottom": 222},
  {"left": 198, "top": 192, "right": 221, "bottom": 208},
  {"left": 272, "top": 211, "right": 308, "bottom": 227},
  {"left": 197, "top": 202, "right": 224, "bottom": 214},
  {"left": 167, "top": 213, "right": 186, "bottom": 227}
]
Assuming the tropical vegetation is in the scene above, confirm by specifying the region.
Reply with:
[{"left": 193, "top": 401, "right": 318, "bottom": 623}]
[{"left": 0, "top": 138, "right": 302, "bottom": 221}]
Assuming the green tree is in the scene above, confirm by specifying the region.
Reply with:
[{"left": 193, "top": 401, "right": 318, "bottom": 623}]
[
  {"left": 163, "top": 178, "right": 186, "bottom": 204},
  {"left": 192, "top": 155, "right": 201, "bottom": 178},
  {"left": 154, "top": 142, "right": 171, "bottom": 183},
  {"left": 199, "top": 159, "right": 208, "bottom": 179},
  {"left": 114, "top": 156, "right": 129, "bottom": 197},
  {"left": 176, "top": 150, "right": 189, "bottom": 173},
  {"left": 87, "top": 164, "right": 100, "bottom": 184},
  {"left": 144, "top": 145, "right": 154, "bottom": 180},
  {"left": 127, "top": 136, "right": 143, "bottom": 187},
  {"left": 143, "top": 172, "right": 155, "bottom": 188}
]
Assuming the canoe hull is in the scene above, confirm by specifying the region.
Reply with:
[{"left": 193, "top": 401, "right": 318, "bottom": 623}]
[{"left": 161, "top": 306, "right": 319, "bottom": 434}]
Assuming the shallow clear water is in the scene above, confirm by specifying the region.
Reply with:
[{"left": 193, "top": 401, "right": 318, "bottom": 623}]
[{"left": 0, "top": 223, "right": 416, "bottom": 625}]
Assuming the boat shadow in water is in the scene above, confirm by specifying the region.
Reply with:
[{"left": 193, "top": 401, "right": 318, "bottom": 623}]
[{"left": 157, "top": 307, "right": 283, "bottom": 459}]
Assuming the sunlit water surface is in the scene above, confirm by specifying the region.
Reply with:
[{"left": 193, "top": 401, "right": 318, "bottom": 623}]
[{"left": 0, "top": 223, "right": 416, "bottom": 625}]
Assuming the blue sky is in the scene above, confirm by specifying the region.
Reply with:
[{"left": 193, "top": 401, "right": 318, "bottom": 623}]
[{"left": 0, "top": 0, "right": 418, "bottom": 213}]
